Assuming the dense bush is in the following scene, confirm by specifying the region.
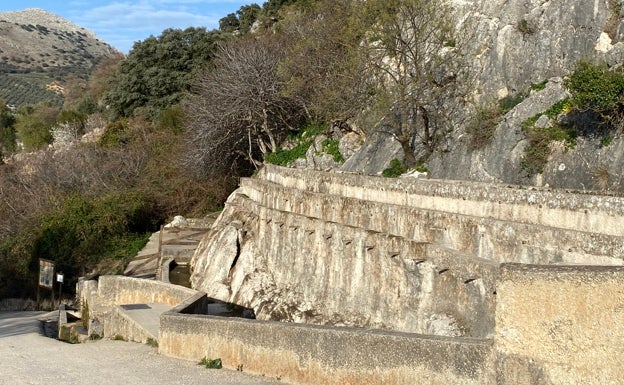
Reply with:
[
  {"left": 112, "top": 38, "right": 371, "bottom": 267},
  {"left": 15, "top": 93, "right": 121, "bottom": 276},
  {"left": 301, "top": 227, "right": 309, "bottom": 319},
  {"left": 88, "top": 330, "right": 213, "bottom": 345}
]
[
  {"left": 104, "top": 27, "right": 225, "bottom": 119},
  {"left": 0, "top": 192, "right": 158, "bottom": 295},
  {"left": 466, "top": 105, "right": 502, "bottom": 149},
  {"left": 565, "top": 61, "right": 624, "bottom": 120},
  {"left": 15, "top": 113, "right": 52, "bottom": 151}
]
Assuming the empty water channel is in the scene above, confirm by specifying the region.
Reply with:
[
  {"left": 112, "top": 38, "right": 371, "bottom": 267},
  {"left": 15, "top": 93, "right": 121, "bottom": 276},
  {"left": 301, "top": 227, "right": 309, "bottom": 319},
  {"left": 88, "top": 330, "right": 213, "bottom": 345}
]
[{"left": 168, "top": 261, "right": 191, "bottom": 288}]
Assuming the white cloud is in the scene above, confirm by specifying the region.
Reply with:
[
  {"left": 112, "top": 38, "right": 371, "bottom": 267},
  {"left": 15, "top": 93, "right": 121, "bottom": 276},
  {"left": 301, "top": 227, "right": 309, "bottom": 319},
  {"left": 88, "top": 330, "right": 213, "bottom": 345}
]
[{"left": 66, "top": 0, "right": 249, "bottom": 52}]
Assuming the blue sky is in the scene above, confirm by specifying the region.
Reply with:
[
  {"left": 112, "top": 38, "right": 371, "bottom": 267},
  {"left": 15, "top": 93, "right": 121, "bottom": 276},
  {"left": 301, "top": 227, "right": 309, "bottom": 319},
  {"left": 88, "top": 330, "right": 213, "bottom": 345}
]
[{"left": 0, "top": 1, "right": 253, "bottom": 53}]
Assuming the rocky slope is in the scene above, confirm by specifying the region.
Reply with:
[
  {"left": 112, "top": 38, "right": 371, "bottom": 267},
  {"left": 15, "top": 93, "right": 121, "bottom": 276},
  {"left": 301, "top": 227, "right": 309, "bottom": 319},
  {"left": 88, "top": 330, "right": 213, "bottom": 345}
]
[
  {"left": 0, "top": 8, "right": 118, "bottom": 106},
  {"left": 337, "top": 0, "right": 624, "bottom": 193}
]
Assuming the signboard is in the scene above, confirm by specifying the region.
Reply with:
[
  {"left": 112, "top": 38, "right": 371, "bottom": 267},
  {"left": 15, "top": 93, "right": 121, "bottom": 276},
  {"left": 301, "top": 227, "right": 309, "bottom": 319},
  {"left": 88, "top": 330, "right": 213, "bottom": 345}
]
[
  {"left": 56, "top": 273, "right": 64, "bottom": 283},
  {"left": 38, "top": 259, "right": 54, "bottom": 289}
]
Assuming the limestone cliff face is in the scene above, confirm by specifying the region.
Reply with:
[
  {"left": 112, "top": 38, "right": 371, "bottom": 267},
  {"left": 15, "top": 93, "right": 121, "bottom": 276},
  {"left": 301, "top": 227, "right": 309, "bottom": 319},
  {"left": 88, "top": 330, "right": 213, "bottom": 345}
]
[
  {"left": 463, "top": 0, "right": 617, "bottom": 98},
  {"left": 343, "top": 0, "right": 624, "bottom": 191}
]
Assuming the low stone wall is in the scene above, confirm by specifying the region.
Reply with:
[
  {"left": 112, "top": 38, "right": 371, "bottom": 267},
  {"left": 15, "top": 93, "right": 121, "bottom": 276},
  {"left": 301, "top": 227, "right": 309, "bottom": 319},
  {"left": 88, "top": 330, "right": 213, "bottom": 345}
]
[
  {"left": 102, "top": 305, "right": 155, "bottom": 343},
  {"left": 159, "top": 303, "right": 493, "bottom": 385},
  {"left": 95, "top": 275, "right": 197, "bottom": 308},
  {"left": 495, "top": 264, "right": 624, "bottom": 385},
  {"left": 78, "top": 276, "right": 199, "bottom": 341}
]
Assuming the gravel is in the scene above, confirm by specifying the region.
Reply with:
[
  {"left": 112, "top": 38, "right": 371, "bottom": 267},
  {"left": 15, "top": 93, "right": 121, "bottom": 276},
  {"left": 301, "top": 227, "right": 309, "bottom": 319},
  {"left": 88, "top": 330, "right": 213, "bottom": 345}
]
[{"left": 0, "top": 311, "right": 283, "bottom": 385}]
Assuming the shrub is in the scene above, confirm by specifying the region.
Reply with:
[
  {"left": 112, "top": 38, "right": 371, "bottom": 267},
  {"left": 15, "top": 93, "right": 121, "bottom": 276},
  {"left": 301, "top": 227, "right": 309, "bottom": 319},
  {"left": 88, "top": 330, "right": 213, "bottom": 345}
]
[
  {"left": 601, "top": 135, "right": 613, "bottom": 147},
  {"left": 264, "top": 123, "right": 328, "bottom": 166},
  {"left": 320, "top": 139, "right": 344, "bottom": 163},
  {"left": 199, "top": 357, "right": 223, "bottom": 369},
  {"left": 382, "top": 158, "right": 407, "bottom": 178},
  {"left": 530, "top": 80, "right": 548, "bottom": 92},
  {"left": 498, "top": 94, "right": 524, "bottom": 114},
  {"left": 564, "top": 61, "right": 624, "bottom": 120},
  {"left": 517, "top": 19, "right": 535, "bottom": 35},
  {"left": 15, "top": 114, "right": 52, "bottom": 151},
  {"left": 520, "top": 99, "right": 576, "bottom": 175},
  {"left": 467, "top": 105, "right": 501, "bottom": 149}
]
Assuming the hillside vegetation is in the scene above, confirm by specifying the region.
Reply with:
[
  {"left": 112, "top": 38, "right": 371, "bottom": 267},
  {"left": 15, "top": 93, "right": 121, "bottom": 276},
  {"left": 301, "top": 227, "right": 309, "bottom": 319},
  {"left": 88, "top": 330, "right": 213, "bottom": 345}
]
[
  {"left": 0, "top": 8, "right": 116, "bottom": 107},
  {"left": 0, "top": 0, "right": 621, "bottom": 301}
]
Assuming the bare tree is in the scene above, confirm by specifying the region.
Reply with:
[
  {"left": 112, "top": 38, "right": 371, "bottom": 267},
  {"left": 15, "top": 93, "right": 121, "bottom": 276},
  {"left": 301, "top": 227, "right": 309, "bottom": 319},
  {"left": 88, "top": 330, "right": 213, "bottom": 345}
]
[
  {"left": 184, "top": 36, "right": 304, "bottom": 178},
  {"left": 357, "top": 0, "right": 473, "bottom": 168}
]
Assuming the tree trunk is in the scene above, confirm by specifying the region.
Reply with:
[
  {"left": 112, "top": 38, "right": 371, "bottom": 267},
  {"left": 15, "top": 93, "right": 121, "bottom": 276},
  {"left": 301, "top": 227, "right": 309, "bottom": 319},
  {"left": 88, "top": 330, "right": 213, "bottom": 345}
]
[
  {"left": 418, "top": 106, "right": 431, "bottom": 150},
  {"left": 399, "top": 137, "right": 418, "bottom": 169}
]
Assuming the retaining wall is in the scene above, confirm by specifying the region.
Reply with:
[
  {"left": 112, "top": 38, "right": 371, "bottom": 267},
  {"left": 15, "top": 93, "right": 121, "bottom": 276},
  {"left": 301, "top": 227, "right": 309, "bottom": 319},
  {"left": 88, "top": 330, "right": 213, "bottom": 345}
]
[
  {"left": 159, "top": 296, "right": 494, "bottom": 385},
  {"left": 94, "top": 275, "right": 197, "bottom": 308},
  {"left": 241, "top": 177, "right": 624, "bottom": 264},
  {"left": 495, "top": 264, "right": 624, "bottom": 385},
  {"left": 78, "top": 276, "right": 200, "bottom": 341},
  {"left": 260, "top": 165, "right": 624, "bottom": 238}
]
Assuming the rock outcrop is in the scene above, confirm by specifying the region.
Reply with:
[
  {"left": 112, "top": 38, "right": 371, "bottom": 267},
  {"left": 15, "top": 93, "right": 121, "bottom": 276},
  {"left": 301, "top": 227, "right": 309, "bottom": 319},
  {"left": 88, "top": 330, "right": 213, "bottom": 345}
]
[
  {"left": 191, "top": 165, "right": 624, "bottom": 338},
  {"left": 339, "top": 0, "right": 624, "bottom": 192}
]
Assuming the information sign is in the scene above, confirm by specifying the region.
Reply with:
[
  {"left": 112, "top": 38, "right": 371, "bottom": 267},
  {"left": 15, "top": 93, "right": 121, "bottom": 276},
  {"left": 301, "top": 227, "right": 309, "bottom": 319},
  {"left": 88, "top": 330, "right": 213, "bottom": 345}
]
[{"left": 38, "top": 259, "right": 54, "bottom": 289}]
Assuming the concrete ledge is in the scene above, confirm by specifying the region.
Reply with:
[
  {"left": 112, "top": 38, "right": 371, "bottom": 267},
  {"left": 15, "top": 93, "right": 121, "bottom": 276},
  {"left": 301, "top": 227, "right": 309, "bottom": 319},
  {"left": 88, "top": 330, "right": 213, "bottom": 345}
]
[
  {"left": 495, "top": 263, "right": 624, "bottom": 384},
  {"left": 258, "top": 165, "right": 624, "bottom": 237},
  {"left": 103, "top": 305, "right": 155, "bottom": 343},
  {"left": 241, "top": 176, "right": 624, "bottom": 264},
  {"left": 97, "top": 275, "right": 198, "bottom": 307},
  {"left": 160, "top": 310, "right": 493, "bottom": 385}
]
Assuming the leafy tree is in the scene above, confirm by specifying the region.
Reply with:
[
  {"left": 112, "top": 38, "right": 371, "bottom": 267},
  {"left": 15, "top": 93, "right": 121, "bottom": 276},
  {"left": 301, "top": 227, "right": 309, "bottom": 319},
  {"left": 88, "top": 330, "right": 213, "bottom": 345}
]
[
  {"left": 184, "top": 36, "right": 304, "bottom": 178},
  {"left": 279, "top": 0, "right": 370, "bottom": 122},
  {"left": 15, "top": 114, "right": 52, "bottom": 151},
  {"left": 237, "top": 4, "right": 262, "bottom": 32},
  {"left": 354, "top": 0, "right": 472, "bottom": 168},
  {"left": 220, "top": 4, "right": 262, "bottom": 34},
  {"left": 104, "top": 28, "right": 224, "bottom": 119},
  {"left": 0, "top": 99, "right": 16, "bottom": 154},
  {"left": 219, "top": 13, "right": 240, "bottom": 32},
  {"left": 263, "top": 0, "right": 301, "bottom": 17}
]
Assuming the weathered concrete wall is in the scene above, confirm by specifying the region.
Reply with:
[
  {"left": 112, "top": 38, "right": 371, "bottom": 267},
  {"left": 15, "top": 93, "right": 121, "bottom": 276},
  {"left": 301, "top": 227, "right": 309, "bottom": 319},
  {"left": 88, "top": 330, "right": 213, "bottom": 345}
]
[
  {"left": 193, "top": 193, "right": 497, "bottom": 337},
  {"left": 242, "top": 177, "right": 624, "bottom": 264},
  {"left": 495, "top": 264, "right": 624, "bottom": 385},
  {"left": 160, "top": 308, "right": 493, "bottom": 385},
  {"left": 192, "top": 165, "right": 624, "bottom": 338},
  {"left": 261, "top": 165, "right": 624, "bottom": 238},
  {"left": 78, "top": 276, "right": 198, "bottom": 341},
  {"left": 94, "top": 275, "right": 196, "bottom": 308}
]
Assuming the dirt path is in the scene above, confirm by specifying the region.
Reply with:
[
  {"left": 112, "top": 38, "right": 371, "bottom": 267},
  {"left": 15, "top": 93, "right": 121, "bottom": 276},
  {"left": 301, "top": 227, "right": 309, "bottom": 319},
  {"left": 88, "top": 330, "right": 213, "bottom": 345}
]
[{"left": 0, "top": 311, "right": 282, "bottom": 385}]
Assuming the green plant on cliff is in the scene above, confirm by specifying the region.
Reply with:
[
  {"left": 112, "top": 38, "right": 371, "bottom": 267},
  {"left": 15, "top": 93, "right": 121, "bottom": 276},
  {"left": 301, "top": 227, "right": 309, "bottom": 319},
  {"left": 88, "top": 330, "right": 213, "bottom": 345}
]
[
  {"left": 199, "top": 357, "right": 223, "bottom": 369},
  {"left": 382, "top": 158, "right": 407, "bottom": 178},
  {"left": 466, "top": 104, "right": 501, "bottom": 149},
  {"left": 565, "top": 61, "right": 624, "bottom": 122},
  {"left": 264, "top": 122, "right": 328, "bottom": 166},
  {"left": 520, "top": 99, "right": 576, "bottom": 175},
  {"left": 320, "top": 139, "right": 344, "bottom": 163}
]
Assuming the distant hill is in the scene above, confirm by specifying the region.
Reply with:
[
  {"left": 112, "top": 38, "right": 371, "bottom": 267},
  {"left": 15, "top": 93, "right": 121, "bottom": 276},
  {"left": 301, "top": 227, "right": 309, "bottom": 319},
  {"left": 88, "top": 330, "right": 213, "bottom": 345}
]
[{"left": 0, "top": 8, "right": 119, "bottom": 107}]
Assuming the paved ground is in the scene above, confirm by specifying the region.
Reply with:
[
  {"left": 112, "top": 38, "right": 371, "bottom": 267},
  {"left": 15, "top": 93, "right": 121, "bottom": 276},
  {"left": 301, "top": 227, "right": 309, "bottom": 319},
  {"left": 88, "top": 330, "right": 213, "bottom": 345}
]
[{"left": 0, "top": 311, "right": 283, "bottom": 385}]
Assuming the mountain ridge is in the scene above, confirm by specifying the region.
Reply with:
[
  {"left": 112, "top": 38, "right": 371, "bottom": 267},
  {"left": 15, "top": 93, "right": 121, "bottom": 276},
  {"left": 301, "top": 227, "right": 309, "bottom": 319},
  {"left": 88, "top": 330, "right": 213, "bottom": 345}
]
[{"left": 0, "top": 8, "right": 119, "bottom": 106}]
